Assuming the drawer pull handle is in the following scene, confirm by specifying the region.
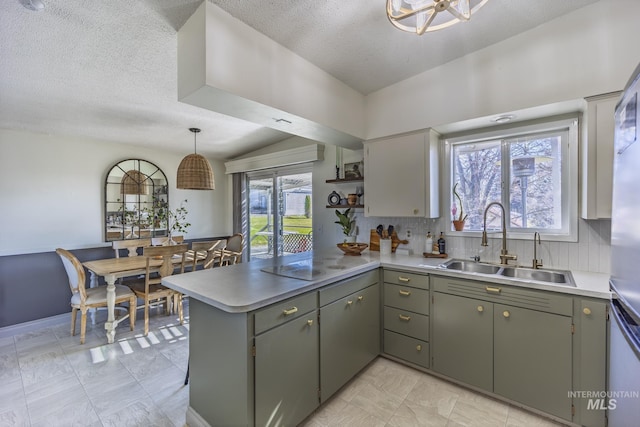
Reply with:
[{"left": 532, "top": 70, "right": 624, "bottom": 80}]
[
  {"left": 307, "top": 319, "right": 314, "bottom": 326},
  {"left": 416, "top": 344, "right": 422, "bottom": 351},
  {"left": 399, "top": 314, "right": 411, "bottom": 322},
  {"left": 583, "top": 307, "right": 592, "bottom": 316},
  {"left": 398, "top": 276, "right": 411, "bottom": 282},
  {"left": 358, "top": 295, "right": 364, "bottom": 301},
  {"left": 282, "top": 307, "right": 298, "bottom": 316},
  {"left": 477, "top": 305, "right": 484, "bottom": 312},
  {"left": 503, "top": 310, "right": 510, "bottom": 318},
  {"left": 398, "top": 289, "right": 411, "bottom": 296},
  {"left": 347, "top": 300, "right": 353, "bottom": 306},
  {"left": 486, "top": 286, "right": 501, "bottom": 294}
]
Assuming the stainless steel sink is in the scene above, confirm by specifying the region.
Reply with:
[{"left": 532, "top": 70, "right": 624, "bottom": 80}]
[
  {"left": 439, "top": 259, "right": 576, "bottom": 286},
  {"left": 440, "top": 259, "right": 501, "bottom": 275},
  {"left": 500, "top": 267, "right": 575, "bottom": 286}
]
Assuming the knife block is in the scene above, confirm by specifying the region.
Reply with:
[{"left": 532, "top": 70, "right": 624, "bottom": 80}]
[{"left": 369, "top": 229, "right": 404, "bottom": 252}]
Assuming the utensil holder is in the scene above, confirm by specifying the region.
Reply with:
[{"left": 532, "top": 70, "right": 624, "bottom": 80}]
[{"left": 379, "top": 238, "right": 392, "bottom": 255}]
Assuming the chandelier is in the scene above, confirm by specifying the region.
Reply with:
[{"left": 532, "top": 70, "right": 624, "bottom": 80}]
[{"left": 386, "top": 0, "right": 489, "bottom": 36}]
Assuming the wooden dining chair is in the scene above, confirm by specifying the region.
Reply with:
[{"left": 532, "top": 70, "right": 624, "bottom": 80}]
[
  {"left": 112, "top": 238, "right": 152, "bottom": 258},
  {"left": 56, "top": 248, "right": 136, "bottom": 344},
  {"left": 220, "top": 233, "right": 244, "bottom": 266},
  {"left": 186, "top": 239, "right": 226, "bottom": 271},
  {"left": 127, "top": 244, "right": 187, "bottom": 335},
  {"left": 151, "top": 235, "right": 184, "bottom": 246}
]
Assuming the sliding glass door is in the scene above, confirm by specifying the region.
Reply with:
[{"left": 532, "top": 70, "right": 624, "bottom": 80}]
[{"left": 247, "top": 167, "right": 313, "bottom": 261}]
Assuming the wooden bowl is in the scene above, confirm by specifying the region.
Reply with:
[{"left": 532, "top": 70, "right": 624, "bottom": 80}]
[{"left": 336, "top": 242, "right": 368, "bottom": 256}]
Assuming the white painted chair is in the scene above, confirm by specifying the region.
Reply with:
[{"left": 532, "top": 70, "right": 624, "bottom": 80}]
[{"left": 56, "top": 248, "right": 136, "bottom": 344}]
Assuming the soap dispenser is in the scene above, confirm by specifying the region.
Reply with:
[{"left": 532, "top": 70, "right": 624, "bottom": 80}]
[{"left": 425, "top": 232, "right": 433, "bottom": 255}]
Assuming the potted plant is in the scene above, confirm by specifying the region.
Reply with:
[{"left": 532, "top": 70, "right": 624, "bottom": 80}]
[
  {"left": 157, "top": 199, "right": 191, "bottom": 243},
  {"left": 334, "top": 208, "right": 356, "bottom": 243},
  {"left": 452, "top": 183, "right": 468, "bottom": 231}
]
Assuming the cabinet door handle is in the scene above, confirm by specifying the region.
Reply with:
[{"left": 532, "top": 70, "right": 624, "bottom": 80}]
[
  {"left": 398, "top": 289, "right": 411, "bottom": 296},
  {"left": 486, "top": 286, "right": 501, "bottom": 294},
  {"left": 416, "top": 344, "right": 422, "bottom": 351},
  {"left": 477, "top": 305, "right": 484, "bottom": 312},
  {"left": 282, "top": 307, "right": 298, "bottom": 316},
  {"left": 399, "top": 314, "right": 411, "bottom": 321},
  {"left": 398, "top": 276, "right": 411, "bottom": 283},
  {"left": 583, "top": 307, "right": 592, "bottom": 316},
  {"left": 307, "top": 319, "right": 314, "bottom": 326},
  {"left": 503, "top": 310, "right": 510, "bottom": 318},
  {"left": 357, "top": 295, "right": 364, "bottom": 301},
  {"left": 347, "top": 300, "right": 353, "bottom": 306}
]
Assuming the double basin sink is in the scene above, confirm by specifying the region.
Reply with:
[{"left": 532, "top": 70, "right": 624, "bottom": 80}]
[{"left": 439, "top": 259, "right": 575, "bottom": 287}]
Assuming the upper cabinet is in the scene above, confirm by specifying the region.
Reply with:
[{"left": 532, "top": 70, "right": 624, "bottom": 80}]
[
  {"left": 581, "top": 91, "right": 621, "bottom": 219},
  {"left": 363, "top": 130, "right": 439, "bottom": 218}
]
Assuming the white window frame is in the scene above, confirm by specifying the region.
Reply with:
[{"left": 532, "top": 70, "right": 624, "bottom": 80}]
[{"left": 443, "top": 116, "right": 579, "bottom": 242}]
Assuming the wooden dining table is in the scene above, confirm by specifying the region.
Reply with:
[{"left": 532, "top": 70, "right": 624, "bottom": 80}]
[{"left": 83, "top": 257, "right": 163, "bottom": 343}]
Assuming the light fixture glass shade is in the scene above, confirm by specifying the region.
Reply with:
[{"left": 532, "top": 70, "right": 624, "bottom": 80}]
[
  {"left": 176, "top": 154, "right": 215, "bottom": 190},
  {"left": 176, "top": 128, "right": 215, "bottom": 190},
  {"left": 121, "top": 170, "right": 150, "bottom": 195},
  {"left": 387, "top": 0, "right": 489, "bottom": 35}
]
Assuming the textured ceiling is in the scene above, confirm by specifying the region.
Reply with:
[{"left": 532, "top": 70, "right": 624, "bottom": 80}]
[{"left": 0, "top": 0, "right": 600, "bottom": 159}]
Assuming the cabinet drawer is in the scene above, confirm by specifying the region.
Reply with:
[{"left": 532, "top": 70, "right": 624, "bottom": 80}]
[
  {"left": 384, "top": 283, "right": 430, "bottom": 315},
  {"left": 384, "top": 270, "right": 429, "bottom": 290},
  {"left": 254, "top": 292, "right": 317, "bottom": 335},
  {"left": 384, "top": 306, "right": 429, "bottom": 341},
  {"left": 319, "top": 269, "right": 379, "bottom": 306},
  {"left": 383, "top": 330, "right": 429, "bottom": 368},
  {"left": 431, "top": 275, "right": 573, "bottom": 316}
]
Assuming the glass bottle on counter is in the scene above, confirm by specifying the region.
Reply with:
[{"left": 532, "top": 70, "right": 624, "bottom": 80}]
[{"left": 438, "top": 232, "right": 446, "bottom": 254}]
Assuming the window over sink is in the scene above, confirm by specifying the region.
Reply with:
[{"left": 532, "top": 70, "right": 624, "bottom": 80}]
[{"left": 445, "top": 116, "right": 578, "bottom": 241}]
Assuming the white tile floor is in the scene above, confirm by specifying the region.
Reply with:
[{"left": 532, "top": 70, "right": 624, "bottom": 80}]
[{"left": 0, "top": 303, "right": 567, "bottom": 427}]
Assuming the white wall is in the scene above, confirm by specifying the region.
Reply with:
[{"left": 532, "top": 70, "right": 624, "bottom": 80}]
[
  {"left": 0, "top": 128, "right": 231, "bottom": 256},
  {"left": 366, "top": 0, "right": 640, "bottom": 139}
]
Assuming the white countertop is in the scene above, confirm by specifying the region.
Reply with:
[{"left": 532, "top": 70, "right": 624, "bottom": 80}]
[{"left": 162, "top": 250, "right": 611, "bottom": 313}]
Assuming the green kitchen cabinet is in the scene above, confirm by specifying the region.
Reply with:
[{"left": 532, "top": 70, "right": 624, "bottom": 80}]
[
  {"left": 432, "top": 292, "right": 493, "bottom": 391},
  {"left": 572, "top": 298, "right": 608, "bottom": 427},
  {"left": 493, "top": 303, "right": 572, "bottom": 420},
  {"left": 320, "top": 281, "right": 380, "bottom": 402},
  {"left": 382, "top": 269, "right": 431, "bottom": 368},
  {"left": 255, "top": 309, "right": 319, "bottom": 427},
  {"left": 431, "top": 275, "right": 574, "bottom": 422}
]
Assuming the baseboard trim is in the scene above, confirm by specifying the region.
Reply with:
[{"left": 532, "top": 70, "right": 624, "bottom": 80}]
[
  {"left": 186, "top": 406, "right": 211, "bottom": 427},
  {"left": 0, "top": 313, "right": 69, "bottom": 338}
]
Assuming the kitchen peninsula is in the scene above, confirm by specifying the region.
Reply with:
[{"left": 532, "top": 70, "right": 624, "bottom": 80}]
[{"left": 163, "top": 251, "right": 610, "bottom": 427}]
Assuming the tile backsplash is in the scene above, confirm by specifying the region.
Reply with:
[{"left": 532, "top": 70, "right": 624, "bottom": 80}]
[{"left": 354, "top": 215, "right": 611, "bottom": 274}]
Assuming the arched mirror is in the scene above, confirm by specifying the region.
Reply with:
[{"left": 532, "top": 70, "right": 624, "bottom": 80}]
[{"left": 104, "top": 159, "right": 169, "bottom": 241}]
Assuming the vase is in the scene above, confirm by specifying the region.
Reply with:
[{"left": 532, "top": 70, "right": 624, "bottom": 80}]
[
  {"left": 347, "top": 194, "right": 358, "bottom": 206},
  {"left": 343, "top": 235, "right": 356, "bottom": 244},
  {"left": 453, "top": 220, "right": 465, "bottom": 231}
]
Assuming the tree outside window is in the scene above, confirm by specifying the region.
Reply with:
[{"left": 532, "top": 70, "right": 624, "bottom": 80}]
[{"left": 451, "top": 129, "right": 567, "bottom": 234}]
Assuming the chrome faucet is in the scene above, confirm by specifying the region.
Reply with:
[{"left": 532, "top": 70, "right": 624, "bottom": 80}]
[
  {"left": 532, "top": 232, "right": 543, "bottom": 269},
  {"left": 481, "top": 202, "right": 517, "bottom": 265}
]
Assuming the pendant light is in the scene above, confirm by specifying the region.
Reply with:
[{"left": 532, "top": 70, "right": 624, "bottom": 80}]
[{"left": 176, "top": 128, "right": 215, "bottom": 190}]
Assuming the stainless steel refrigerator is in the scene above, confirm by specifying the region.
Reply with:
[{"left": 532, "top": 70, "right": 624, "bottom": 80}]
[{"left": 609, "top": 61, "right": 640, "bottom": 426}]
